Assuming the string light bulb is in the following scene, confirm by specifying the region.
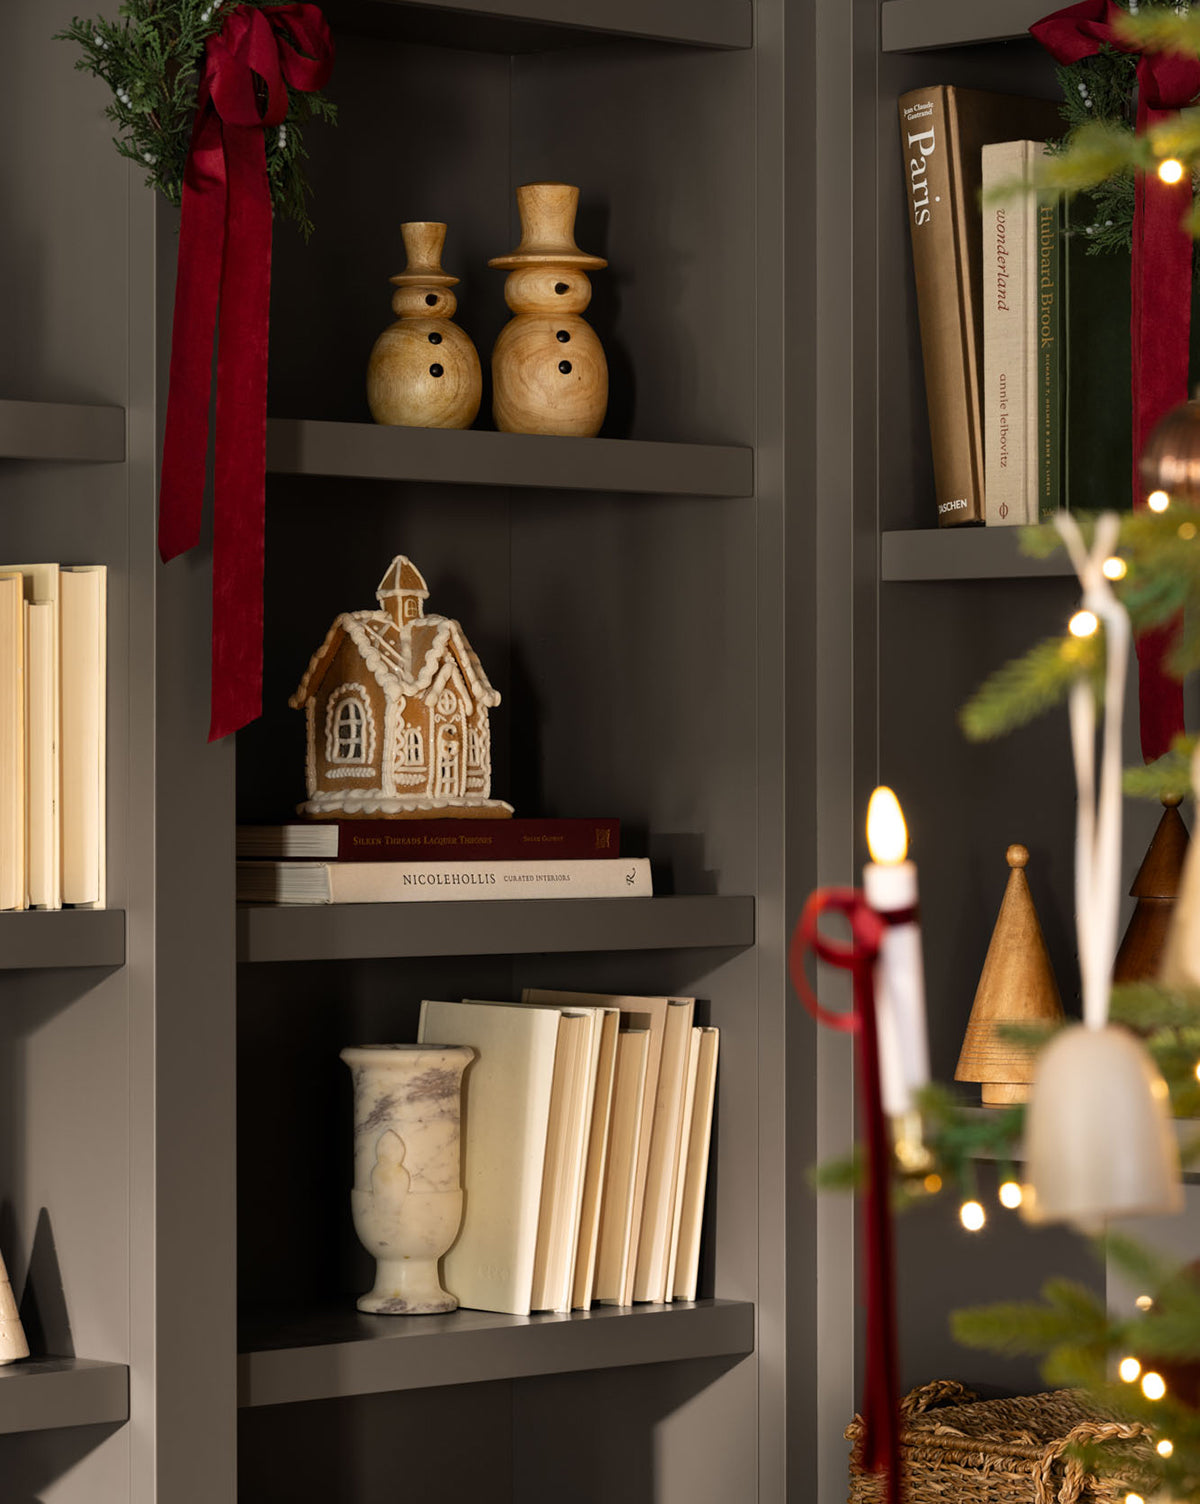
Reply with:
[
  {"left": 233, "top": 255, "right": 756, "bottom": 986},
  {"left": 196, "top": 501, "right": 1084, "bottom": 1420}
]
[
  {"left": 1142, "top": 1371, "right": 1167, "bottom": 1401},
  {"left": 1125, "top": 1493, "right": 1145, "bottom": 1504},
  {"left": 1136, "top": 1294, "right": 1154, "bottom": 1311},
  {"left": 923, "top": 1173, "right": 942, "bottom": 1195},
  {"left": 1119, "top": 1356, "right": 1142, "bottom": 1382},
  {"left": 998, "top": 1180, "right": 1023, "bottom": 1209},
  {"left": 1157, "top": 1438, "right": 1174, "bottom": 1458},
  {"left": 1102, "top": 555, "right": 1127, "bottom": 580},
  {"left": 1069, "top": 609, "right": 1099, "bottom": 638},
  {"left": 1158, "top": 157, "right": 1186, "bottom": 184},
  {"left": 959, "top": 1199, "right": 985, "bottom": 1232},
  {"left": 1149, "top": 489, "right": 1171, "bottom": 512},
  {"left": 1179, "top": 521, "right": 1198, "bottom": 540}
]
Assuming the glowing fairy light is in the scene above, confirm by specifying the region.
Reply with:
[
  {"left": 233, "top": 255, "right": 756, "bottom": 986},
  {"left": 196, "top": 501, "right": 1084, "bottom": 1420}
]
[
  {"left": 923, "top": 1173, "right": 942, "bottom": 1195},
  {"left": 1135, "top": 1294, "right": 1154, "bottom": 1311},
  {"left": 1142, "top": 1371, "right": 1167, "bottom": 1401},
  {"left": 1119, "top": 1356, "right": 1142, "bottom": 1382},
  {"left": 1149, "top": 490, "right": 1171, "bottom": 512},
  {"left": 959, "top": 1200, "right": 985, "bottom": 1232},
  {"left": 998, "top": 1181, "right": 1023, "bottom": 1210},
  {"left": 1158, "top": 157, "right": 1185, "bottom": 184},
  {"left": 1157, "top": 1438, "right": 1174, "bottom": 1458},
  {"left": 1069, "top": 609, "right": 1099, "bottom": 638},
  {"left": 1102, "top": 556, "right": 1127, "bottom": 580}
]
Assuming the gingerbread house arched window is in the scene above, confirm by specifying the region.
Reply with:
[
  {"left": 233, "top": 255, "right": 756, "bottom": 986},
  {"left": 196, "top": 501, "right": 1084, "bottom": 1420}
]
[{"left": 325, "top": 685, "right": 375, "bottom": 768}]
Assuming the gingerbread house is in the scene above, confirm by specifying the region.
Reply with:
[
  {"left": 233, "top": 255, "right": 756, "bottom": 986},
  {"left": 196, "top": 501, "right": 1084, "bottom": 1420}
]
[{"left": 290, "top": 557, "right": 512, "bottom": 819}]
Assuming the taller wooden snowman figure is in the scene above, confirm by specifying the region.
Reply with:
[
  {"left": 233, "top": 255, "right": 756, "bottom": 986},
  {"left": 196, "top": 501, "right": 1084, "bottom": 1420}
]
[{"left": 489, "top": 182, "right": 608, "bottom": 437}]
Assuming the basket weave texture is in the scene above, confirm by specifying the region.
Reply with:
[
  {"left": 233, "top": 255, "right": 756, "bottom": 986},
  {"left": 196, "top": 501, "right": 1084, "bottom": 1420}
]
[{"left": 845, "top": 1381, "right": 1153, "bottom": 1504}]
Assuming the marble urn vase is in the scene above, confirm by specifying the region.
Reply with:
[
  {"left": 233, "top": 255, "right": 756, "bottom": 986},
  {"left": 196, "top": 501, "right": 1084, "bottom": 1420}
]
[{"left": 340, "top": 1043, "right": 474, "bottom": 1314}]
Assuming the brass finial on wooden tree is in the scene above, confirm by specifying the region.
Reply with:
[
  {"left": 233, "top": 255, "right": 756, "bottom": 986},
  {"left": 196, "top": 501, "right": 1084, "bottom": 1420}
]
[
  {"left": 1121, "top": 794, "right": 1190, "bottom": 984},
  {"left": 955, "top": 844, "right": 1064, "bottom": 1106}
]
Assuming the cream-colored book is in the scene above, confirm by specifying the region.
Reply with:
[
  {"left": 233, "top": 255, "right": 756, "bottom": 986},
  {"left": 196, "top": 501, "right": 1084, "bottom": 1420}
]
[
  {"left": 60, "top": 566, "right": 106, "bottom": 906},
  {"left": 3, "top": 566, "right": 60, "bottom": 908},
  {"left": 592, "top": 1028, "right": 649, "bottom": 1305},
  {"left": 664, "top": 1027, "right": 703, "bottom": 1302},
  {"left": 528, "top": 1011, "right": 593, "bottom": 1313},
  {"left": 671, "top": 1027, "right": 719, "bottom": 1304},
  {"left": 417, "top": 999, "right": 559, "bottom": 1316},
  {"left": 524, "top": 988, "right": 677, "bottom": 1305},
  {"left": 518, "top": 990, "right": 620, "bottom": 1310},
  {"left": 632, "top": 996, "right": 695, "bottom": 1302},
  {"left": 0, "top": 575, "right": 25, "bottom": 911}
]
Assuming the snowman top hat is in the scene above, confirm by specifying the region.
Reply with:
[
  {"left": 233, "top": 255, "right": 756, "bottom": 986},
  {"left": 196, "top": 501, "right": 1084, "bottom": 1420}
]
[
  {"left": 489, "top": 182, "right": 607, "bottom": 270},
  {"left": 390, "top": 222, "right": 459, "bottom": 288}
]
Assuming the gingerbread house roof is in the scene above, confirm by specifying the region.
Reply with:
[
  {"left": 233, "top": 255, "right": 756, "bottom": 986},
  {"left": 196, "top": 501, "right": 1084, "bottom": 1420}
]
[
  {"left": 376, "top": 556, "right": 429, "bottom": 603},
  {"left": 289, "top": 608, "right": 500, "bottom": 712}
]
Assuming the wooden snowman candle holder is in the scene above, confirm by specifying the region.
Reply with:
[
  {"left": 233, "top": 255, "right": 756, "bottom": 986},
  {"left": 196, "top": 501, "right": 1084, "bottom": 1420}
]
[
  {"left": 367, "top": 222, "right": 482, "bottom": 430},
  {"left": 489, "top": 182, "right": 608, "bottom": 437}
]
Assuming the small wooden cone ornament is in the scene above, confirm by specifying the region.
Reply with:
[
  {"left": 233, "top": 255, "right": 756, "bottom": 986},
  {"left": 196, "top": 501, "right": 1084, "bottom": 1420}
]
[
  {"left": 956, "top": 844, "right": 1064, "bottom": 1105},
  {"left": 1160, "top": 745, "right": 1200, "bottom": 988},
  {"left": 1114, "top": 795, "right": 1189, "bottom": 983},
  {"left": 0, "top": 1247, "right": 28, "bottom": 1364}
]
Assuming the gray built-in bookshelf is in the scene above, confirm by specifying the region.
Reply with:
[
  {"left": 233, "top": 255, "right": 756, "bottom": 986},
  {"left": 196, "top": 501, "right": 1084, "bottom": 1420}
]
[{"left": 6, "top": 0, "right": 1134, "bottom": 1500}]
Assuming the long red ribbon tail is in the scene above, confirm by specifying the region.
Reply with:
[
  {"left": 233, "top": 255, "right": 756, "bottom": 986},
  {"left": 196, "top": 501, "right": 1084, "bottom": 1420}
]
[
  {"left": 790, "top": 891, "right": 901, "bottom": 1504},
  {"left": 209, "top": 118, "right": 272, "bottom": 741},
  {"left": 159, "top": 98, "right": 226, "bottom": 564},
  {"left": 1132, "top": 101, "right": 1191, "bottom": 763}
]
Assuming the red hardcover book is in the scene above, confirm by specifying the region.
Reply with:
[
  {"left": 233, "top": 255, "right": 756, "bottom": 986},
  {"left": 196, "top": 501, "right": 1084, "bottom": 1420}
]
[{"left": 237, "top": 817, "right": 621, "bottom": 862}]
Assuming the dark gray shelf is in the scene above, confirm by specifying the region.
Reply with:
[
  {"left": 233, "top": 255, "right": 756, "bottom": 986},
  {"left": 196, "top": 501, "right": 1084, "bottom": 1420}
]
[
  {"left": 0, "top": 910, "right": 126, "bottom": 970},
  {"left": 0, "top": 400, "right": 125, "bottom": 463},
  {"left": 265, "top": 419, "right": 753, "bottom": 498},
  {"left": 326, "top": 0, "right": 751, "bottom": 51},
  {"left": 0, "top": 1358, "right": 129, "bottom": 1435},
  {"left": 882, "top": 527, "right": 1075, "bottom": 582},
  {"left": 239, "top": 1299, "right": 754, "bottom": 1407},
  {"left": 238, "top": 894, "right": 755, "bottom": 963},
  {"left": 881, "top": 0, "right": 1048, "bottom": 51}
]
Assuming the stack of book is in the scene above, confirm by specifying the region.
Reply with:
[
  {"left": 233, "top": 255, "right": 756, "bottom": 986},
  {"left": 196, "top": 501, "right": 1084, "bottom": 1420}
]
[
  {"left": 236, "top": 816, "right": 653, "bottom": 902},
  {"left": 0, "top": 563, "right": 106, "bottom": 910},
  {"left": 416, "top": 991, "right": 719, "bottom": 1315}
]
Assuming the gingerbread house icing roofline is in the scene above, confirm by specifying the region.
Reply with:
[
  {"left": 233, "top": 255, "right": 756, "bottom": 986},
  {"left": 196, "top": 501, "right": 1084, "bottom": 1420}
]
[{"left": 289, "top": 609, "right": 500, "bottom": 712}]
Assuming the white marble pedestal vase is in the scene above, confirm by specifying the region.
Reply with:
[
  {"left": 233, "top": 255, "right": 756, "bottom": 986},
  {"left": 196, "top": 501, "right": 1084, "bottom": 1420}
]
[{"left": 340, "top": 1043, "right": 474, "bottom": 1314}]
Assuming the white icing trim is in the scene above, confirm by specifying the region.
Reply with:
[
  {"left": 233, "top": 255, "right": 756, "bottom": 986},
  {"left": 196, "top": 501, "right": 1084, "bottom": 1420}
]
[{"left": 297, "top": 792, "right": 514, "bottom": 817}]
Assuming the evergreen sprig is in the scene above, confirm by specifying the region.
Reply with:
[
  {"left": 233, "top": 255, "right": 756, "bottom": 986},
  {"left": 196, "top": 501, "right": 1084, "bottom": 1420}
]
[
  {"left": 959, "top": 633, "right": 1103, "bottom": 741},
  {"left": 56, "top": 1, "right": 336, "bottom": 236}
]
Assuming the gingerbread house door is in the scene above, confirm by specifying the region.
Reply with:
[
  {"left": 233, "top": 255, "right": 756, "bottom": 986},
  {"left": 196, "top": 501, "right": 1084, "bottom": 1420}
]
[{"left": 432, "top": 686, "right": 466, "bottom": 799}]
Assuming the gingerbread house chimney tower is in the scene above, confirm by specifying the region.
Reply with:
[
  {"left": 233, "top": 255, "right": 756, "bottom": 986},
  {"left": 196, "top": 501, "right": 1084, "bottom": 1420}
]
[{"left": 376, "top": 556, "right": 429, "bottom": 628}]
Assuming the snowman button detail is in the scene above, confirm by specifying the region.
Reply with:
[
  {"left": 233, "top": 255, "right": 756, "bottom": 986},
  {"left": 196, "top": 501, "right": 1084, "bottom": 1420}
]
[
  {"left": 429, "top": 364, "right": 444, "bottom": 378},
  {"left": 425, "top": 293, "right": 438, "bottom": 306},
  {"left": 554, "top": 283, "right": 569, "bottom": 295},
  {"left": 428, "top": 332, "right": 442, "bottom": 345},
  {"left": 556, "top": 330, "right": 570, "bottom": 343},
  {"left": 558, "top": 360, "right": 572, "bottom": 374}
]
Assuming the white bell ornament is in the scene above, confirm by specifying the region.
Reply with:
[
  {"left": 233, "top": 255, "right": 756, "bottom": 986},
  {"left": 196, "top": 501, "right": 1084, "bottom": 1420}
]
[{"left": 1020, "top": 513, "right": 1181, "bottom": 1232}]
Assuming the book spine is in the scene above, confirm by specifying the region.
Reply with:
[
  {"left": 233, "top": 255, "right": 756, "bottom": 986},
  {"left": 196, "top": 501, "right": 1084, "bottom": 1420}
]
[
  {"left": 238, "top": 857, "right": 653, "bottom": 904},
  {"left": 899, "top": 86, "right": 984, "bottom": 527},
  {"left": 1036, "top": 191, "right": 1063, "bottom": 520},
  {"left": 336, "top": 816, "right": 620, "bottom": 863},
  {"left": 982, "top": 142, "right": 1031, "bottom": 527}
]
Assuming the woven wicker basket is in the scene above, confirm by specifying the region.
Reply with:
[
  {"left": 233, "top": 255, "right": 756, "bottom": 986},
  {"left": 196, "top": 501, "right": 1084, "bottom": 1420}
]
[{"left": 845, "top": 1381, "right": 1153, "bottom": 1504}]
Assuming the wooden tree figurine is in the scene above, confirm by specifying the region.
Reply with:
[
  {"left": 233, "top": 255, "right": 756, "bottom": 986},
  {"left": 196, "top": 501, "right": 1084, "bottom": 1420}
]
[
  {"left": 489, "top": 182, "right": 608, "bottom": 437},
  {"left": 1115, "top": 795, "right": 1190, "bottom": 983},
  {"left": 0, "top": 1247, "right": 28, "bottom": 1364},
  {"left": 367, "top": 222, "right": 482, "bottom": 431},
  {"left": 955, "top": 844, "right": 1064, "bottom": 1105}
]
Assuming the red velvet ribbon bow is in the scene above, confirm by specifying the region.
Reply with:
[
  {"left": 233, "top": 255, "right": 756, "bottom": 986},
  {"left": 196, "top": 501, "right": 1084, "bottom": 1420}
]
[
  {"left": 1032, "top": 0, "right": 1200, "bottom": 761},
  {"left": 159, "top": 4, "right": 334, "bottom": 741},
  {"left": 789, "top": 889, "right": 900, "bottom": 1504}
]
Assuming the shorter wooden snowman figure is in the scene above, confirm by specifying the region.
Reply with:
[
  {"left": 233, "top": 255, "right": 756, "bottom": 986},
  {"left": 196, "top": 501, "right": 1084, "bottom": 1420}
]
[
  {"left": 367, "top": 222, "right": 482, "bottom": 430},
  {"left": 489, "top": 183, "right": 608, "bottom": 437}
]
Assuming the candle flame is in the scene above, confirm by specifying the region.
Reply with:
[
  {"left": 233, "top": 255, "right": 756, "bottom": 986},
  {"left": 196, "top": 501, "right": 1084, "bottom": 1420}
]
[{"left": 867, "top": 786, "right": 907, "bottom": 864}]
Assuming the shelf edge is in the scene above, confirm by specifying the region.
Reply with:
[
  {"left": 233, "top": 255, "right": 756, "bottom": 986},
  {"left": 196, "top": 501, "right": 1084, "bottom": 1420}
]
[
  {"left": 0, "top": 1358, "right": 129, "bottom": 1435},
  {"left": 0, "top": 400, "right": 126, "bottom": 464},
  {"left": 0, "top": 910, "right": 126, "bottom": 971},
  {"left": 881, "top": 0, "right": 1048, "bottom": 52}
]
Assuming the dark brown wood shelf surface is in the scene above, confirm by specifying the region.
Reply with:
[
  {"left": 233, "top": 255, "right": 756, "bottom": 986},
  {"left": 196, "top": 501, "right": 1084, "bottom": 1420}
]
[
  {"left": 881, "top": 0, "right": 1048, "bottom": 52},
  {"left": 0, "top": 910, "right": 126, "bottom": 970},
  {"left": 0, "top": 1358, "right": 129, "bottom": 1435},
  {"left": 238, "top": 894, "right": 755, "bottom": 964},
  {"left": 239, "top": 1299, "right": 754, "bottom": 1407},
  {"left": 0, "top": 400, "right": 125, "bottom": 464},
  {"left": 265, "top": 419, "right": 753, "bottom": 498},
  {"left": 326, "top": 0, "right": 751, "bottom": 50},
  {"left": 882, "top": 528, "right": 1076, "bottom": 582}
]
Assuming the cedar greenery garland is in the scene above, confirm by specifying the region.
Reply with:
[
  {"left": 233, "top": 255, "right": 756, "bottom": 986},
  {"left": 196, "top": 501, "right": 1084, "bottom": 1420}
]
[{"left": 56, "top": 0, "right": 336, "bottom": 237}]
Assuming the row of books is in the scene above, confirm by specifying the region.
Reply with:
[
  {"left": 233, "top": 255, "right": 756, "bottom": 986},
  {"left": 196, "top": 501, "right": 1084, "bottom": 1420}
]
[
  {"left": 236, "top": 817, "right": 652, "bottom": 902},
  {"left": 0, "top": 564, "right": 106, "bottom": 910},
  {"left": 417, "top": 991, "right": 718, "bottom": 1316},
  {"left": 899, "top": 84, "right": 1132, "bottom": 528}
]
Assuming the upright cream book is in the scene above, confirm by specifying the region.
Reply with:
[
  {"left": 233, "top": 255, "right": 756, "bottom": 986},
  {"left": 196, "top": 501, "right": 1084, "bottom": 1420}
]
[{"left": 417, "top": 999, "right": 559, "bottom": 1316}]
